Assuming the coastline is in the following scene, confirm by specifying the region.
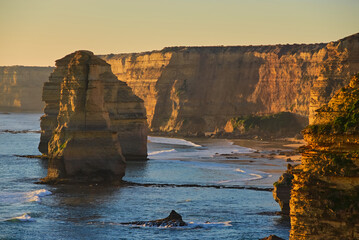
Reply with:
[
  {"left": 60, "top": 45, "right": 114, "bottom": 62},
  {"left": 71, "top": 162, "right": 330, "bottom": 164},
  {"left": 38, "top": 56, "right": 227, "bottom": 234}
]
[
  {"left": 210, "top": 137, "right": 304, "bottom": 187},
  {"left": 231, "top": 138, "right": 304, "bottom": 162}
]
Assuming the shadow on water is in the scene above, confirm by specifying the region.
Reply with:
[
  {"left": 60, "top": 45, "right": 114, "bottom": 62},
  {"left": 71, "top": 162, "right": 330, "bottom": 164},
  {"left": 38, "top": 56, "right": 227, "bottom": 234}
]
[
  {"left": 257, "top": 211, "right": 291, "bottom": 228},
  {"left": 44, "top": 185, "right": 121, "bottom": 225},
  {"left": 124, "top": 160, "right": 149, "bottom": 178},
  {"left": 38, "top": 158, "right": 48, "bottom": 171}
]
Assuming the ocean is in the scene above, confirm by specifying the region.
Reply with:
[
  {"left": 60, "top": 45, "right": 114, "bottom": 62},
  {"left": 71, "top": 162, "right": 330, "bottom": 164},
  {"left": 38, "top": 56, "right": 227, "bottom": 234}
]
[{"left": 0, "top": 113, "right": 290, "bottom": 240}]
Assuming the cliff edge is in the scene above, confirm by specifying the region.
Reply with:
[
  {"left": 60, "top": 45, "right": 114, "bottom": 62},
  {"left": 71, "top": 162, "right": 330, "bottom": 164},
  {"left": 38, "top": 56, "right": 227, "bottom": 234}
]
[{"left": 290, "top": 73, "right": 359, "bottom": 239}]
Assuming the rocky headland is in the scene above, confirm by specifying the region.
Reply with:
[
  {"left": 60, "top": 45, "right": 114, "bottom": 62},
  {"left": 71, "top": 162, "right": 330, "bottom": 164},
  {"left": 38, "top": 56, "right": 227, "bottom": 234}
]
[
  {"left": 39, "top": 51, "right": 147, "bottom": 183},
  {"left": 289, "top": 74, "right": 359, "bottom": 239}
]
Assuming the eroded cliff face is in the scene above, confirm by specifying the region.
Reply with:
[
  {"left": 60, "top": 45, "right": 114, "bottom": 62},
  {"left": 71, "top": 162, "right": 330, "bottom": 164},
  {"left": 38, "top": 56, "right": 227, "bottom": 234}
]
[
  {"left": 309, "top": 34, "right": 359, "bottom": 123},
  {"left": 290, "top": 74, "right": 359, "bottom": 239},
  {"left": 0, "top": 66, "right": 54, "bottom": 112},
  {"left": 100, "top": 33, "right": 359, "bottom": 136},
  {"left": 40, "top": 51, "right": 147, "bottom": 183}
]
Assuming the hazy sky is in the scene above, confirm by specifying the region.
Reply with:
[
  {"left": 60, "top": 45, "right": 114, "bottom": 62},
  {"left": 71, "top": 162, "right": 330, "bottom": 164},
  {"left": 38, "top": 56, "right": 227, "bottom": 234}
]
[{"left": 0, "top": 0, "right": 358, "bottom": 66}]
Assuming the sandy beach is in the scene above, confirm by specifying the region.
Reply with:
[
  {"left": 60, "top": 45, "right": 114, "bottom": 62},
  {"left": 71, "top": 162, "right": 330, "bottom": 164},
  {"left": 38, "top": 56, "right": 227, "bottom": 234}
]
[{"left": 206, "top": 138, "right": 305, "bottom": 186}]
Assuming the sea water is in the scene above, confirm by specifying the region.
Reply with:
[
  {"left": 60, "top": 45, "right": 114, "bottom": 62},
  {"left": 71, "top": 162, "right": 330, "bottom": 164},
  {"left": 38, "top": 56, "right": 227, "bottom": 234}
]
[{"left": 0, "top": 113, "right": 290, "bottom": 240}]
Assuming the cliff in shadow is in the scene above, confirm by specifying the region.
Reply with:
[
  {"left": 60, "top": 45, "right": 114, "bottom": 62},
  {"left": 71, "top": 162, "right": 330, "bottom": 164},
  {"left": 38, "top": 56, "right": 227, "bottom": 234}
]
[
  {"left": 290, "top": 74, "right": 359, "bottom": 239},
  {"left": 39, "top": 51, "right": 147, "bottom": 184},
  {"left": 222, "top": 112, "right": 308, "bottom": 139},
  {"left": 100, "top": 33, "right": 359, "bottom": 137},
  {"left": 0, "top": 66, "right": 54, "bottom": 112}
]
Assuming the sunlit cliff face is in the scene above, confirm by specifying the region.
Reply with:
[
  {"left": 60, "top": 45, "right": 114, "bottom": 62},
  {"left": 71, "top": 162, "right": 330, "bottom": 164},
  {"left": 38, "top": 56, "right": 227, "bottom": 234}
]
[
  {"left": 290, "top": 74, "right": 359, "bottom": 240},
  {"left": 100, "top": 33, "right": 359, "bottom": 136},
  {"left": 39, "top": 51, "right": 148, "bottom": 183}
]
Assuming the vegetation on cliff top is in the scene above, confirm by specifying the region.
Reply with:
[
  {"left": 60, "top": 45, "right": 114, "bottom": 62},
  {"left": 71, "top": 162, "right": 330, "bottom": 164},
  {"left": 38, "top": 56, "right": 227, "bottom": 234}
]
[
  {"left": 306, "top": 73, "right": 359, "bottom": 135},
  {"left": 228, "top": 112, "right": 307, "bottom": 138}
]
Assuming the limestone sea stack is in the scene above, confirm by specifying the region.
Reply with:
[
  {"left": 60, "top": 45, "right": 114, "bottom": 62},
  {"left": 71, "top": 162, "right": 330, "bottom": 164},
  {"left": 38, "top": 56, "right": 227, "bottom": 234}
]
[
  {"left": 39, "top": 51, "right": 147, "bottom": 183},
  {"left": 290, "top": 74, "right": 359, "bottom": 239}
]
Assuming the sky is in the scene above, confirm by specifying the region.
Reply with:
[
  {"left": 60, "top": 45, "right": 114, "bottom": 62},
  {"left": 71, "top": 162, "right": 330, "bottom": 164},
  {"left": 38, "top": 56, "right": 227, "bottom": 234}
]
[{"left": 0, "top": 0, "right": 358, "bottom": 66}]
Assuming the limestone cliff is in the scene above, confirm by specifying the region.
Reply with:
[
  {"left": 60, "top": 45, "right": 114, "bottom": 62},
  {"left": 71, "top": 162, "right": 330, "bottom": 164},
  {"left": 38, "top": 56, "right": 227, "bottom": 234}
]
[
  {"left": 100, "top": 33, "right": 359, "bottom": 136},
  {"left": 289, "top": 74, "right": 359, "bottom": 239},
  {"left": 0, "top": 66, "right": 53, "bottom": 112},
  {"left": 1, "top": 33, "right": 358, "bottom": 137},
  {"left": 40, "top": 51, "right": 147, "bottom": 182}
]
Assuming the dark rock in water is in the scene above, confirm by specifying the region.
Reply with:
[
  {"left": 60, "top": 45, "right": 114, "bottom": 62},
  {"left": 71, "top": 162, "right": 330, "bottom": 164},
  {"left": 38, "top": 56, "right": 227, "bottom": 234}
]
[
  {"left": 273, "top": 164, "right": 294, "bottom": 215},
  {"left": 122, "top": 210, "right": 188, "bottom": 227},
  {"left": 259, "top": 235, "right": 285, "bottom": 240}
]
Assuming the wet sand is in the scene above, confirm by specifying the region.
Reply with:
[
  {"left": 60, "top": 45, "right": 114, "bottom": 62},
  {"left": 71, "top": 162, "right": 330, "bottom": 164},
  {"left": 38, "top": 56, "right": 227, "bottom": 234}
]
[
  {"left": 208, "top": 138, "right": 305, "bottom": 186},
  {"left": 231, "top": 138, "right": 305, "bottom": 162}
]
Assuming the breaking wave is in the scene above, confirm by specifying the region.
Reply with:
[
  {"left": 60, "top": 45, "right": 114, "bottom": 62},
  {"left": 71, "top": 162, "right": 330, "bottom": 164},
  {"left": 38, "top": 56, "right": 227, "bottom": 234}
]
[
  {"left": 6, "top": 213, "right": 35, "bottom": 222},
  {"left": 148, "top": 136, "right": 201, "bottom": 147},
  {"left": 148, "top": 149, "right": 177, "bottom": 156},
  {"left": 0, "top": 189, "right": 52, "bottom": 204}
]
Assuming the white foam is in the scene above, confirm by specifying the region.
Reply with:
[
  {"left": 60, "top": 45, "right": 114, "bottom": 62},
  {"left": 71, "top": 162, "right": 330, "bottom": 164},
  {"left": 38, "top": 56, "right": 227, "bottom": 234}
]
[
  {"left": 0, "top": 189, "right": 52, "bottom": 204},
  {"left": 148, "top": 136, "right": 201, "bottom": 147},
  {"left": 186, "top": 221, "right": 232, "bottom": 228},
  {"left": 148, "top": 149, "right": 177, "bottom": 156},
  {"left": 249, "top": 173, "right": 263, "bottom": 180},
  {"left": 216, "top": 168, "right": 266, "bottom": 184},
  {"left": 6, "top": 213, "right": 35, "bottom": 222},
  {"left": 123, "top": 221, "right": 232, "bottom": 229},
  {"left": 24, "top": 189, "right": 52, "bottom": 202},
  {"left": 227, "top": 140, "right": 256, "bottom": 152}
]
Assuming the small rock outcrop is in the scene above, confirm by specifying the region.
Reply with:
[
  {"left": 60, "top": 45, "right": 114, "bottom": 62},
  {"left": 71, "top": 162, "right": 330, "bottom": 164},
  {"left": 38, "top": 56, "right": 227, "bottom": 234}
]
[
  {"left": 273, "top": 164, "right": 294, "bottom": 215},
  {"left": 290, "top": 74, "right": 359, "bottom": 239},
  {"left": 259, "top": 235, "right": 285, "bottom": 240},
  {"left": 122, "top": 210, "right": 188, "bottom": 227},
  {"left": 39, "top": 51, "right": 147, "bottom": 183}
]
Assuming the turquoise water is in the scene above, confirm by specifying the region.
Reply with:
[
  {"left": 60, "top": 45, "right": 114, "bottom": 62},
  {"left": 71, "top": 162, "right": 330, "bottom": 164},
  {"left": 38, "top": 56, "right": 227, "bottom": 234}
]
[{"left": 0, "top": 113, "right": 290, "bottom": 239}]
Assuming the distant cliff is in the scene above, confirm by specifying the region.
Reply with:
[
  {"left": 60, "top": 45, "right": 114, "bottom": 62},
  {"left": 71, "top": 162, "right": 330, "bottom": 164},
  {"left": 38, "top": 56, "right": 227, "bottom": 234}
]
[
  {"left": 290, "top": 74, "right": 359, "bottom": 239},
  {"left": 100, "top": 33, "right": 359, "bottom": 136},
  {"left": 1, "top": 33, "right": 359, "bottom": 137},
  {"left": 0, "top": 66, "right": 54, "bottom": 112}
]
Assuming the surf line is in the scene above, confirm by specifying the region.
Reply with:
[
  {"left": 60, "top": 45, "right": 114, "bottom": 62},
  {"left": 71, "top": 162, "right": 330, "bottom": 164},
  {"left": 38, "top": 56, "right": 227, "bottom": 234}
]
[{"left": 121, "top": 181, "right": 273, "bottom": 192}]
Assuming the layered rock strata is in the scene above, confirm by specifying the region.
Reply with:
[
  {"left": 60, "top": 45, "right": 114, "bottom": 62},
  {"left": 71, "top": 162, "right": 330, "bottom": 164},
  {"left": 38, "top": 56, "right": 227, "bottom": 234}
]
[
  {"left": 290, "top": 74, "right": 359, "bottom": 239},
  {"left": 39, "top": 51, "right": 147, "bottom": 182},
  {"left": 1, "top": 34, "right": 358, "bottom": 137},
  {"left": 100, "top": 33, "right": 359, "bottom": 136},
  {"left": 0, "top": 66, "right": 53, "bottom": 112}
]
